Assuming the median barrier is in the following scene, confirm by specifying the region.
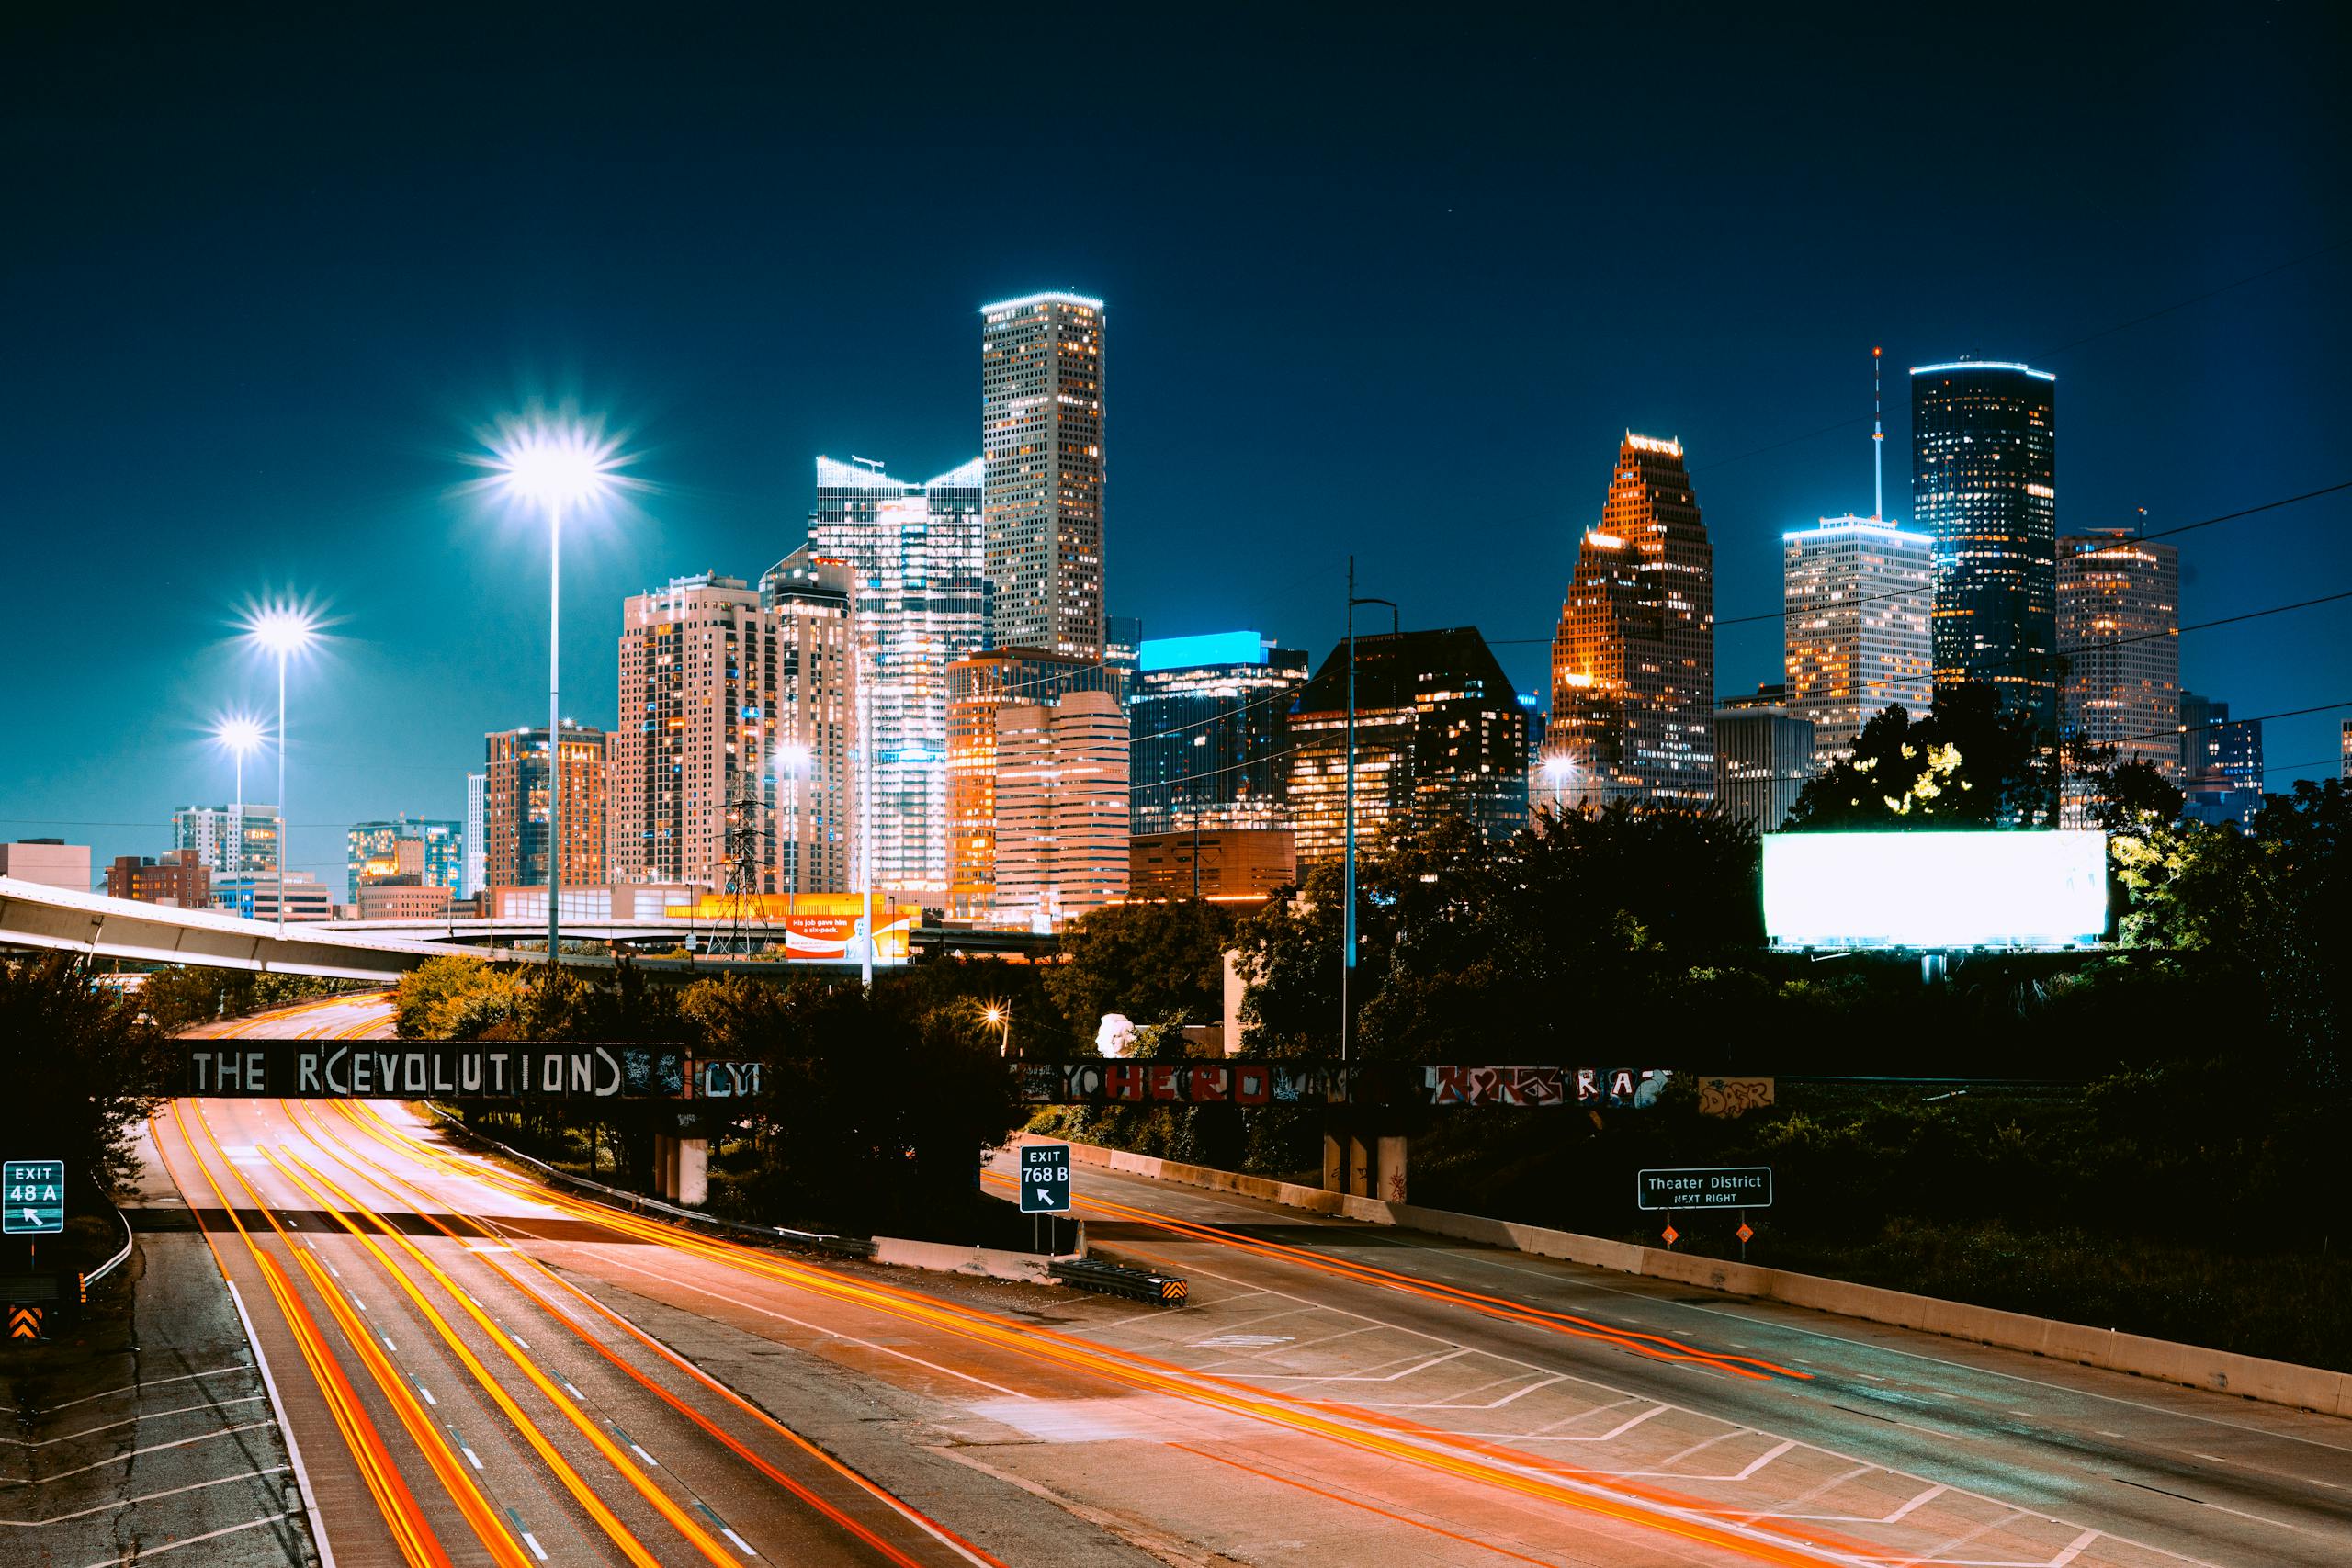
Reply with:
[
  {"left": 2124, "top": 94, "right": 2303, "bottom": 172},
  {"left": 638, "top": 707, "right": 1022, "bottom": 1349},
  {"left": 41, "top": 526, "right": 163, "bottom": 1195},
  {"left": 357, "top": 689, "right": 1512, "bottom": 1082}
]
[{"left": 1027, "top": 1133, "right": 2352, "bottom": 1417}]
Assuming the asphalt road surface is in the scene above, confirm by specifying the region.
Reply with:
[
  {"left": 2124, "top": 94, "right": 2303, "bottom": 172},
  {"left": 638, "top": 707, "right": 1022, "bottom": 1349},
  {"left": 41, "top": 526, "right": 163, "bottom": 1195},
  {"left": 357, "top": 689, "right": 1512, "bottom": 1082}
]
[{"left": 140, "top": 994, "right": 2351, "bottom": 1567}]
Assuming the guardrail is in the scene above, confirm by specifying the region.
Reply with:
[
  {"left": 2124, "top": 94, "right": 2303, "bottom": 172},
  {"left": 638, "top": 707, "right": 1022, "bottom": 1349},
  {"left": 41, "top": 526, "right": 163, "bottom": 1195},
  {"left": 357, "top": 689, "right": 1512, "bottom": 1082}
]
[
  {"left": 83, "top": 1205, "right": 136, "bottom": 1288},
  {"left": 1050, "top": 1256, "right": 1188, "bottom": 1305}
]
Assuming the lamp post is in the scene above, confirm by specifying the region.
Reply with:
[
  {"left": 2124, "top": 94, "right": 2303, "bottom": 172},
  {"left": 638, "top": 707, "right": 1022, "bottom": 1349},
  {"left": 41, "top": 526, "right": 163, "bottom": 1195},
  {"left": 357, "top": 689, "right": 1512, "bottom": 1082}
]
[
  {"left": 981, "top": 1002, "right": 1011, "bottom": 1058},
  {"left": 213, "top": 714, "right": 265, "bottom": 874},
  {"left": 777, "top": 739, "right": 811, "bottom": 955},
  {"left": 1544, "top": 754, "right": 1573, "bottom": 816},
  {"left": 1341, "top": 558, "right": 1398, "bottom": 1067},
  {"left": 243, "top": 608, "right": 317, "bottom": 933},
  {"left": 489, "top": 418, "right": 620, "bottom": 972}
]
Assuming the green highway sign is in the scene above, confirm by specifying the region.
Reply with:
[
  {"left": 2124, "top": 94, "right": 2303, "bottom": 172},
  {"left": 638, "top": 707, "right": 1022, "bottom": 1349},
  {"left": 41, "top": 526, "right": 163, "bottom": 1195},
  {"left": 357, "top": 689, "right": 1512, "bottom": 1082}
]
[
  {"left": 5, "top": 1160, "right": 65, "bottom": 1235},
  {"left": 1020, "top": 1143, "right": 1071, "bottom": 1214},
  {"left": 1636, "top": 1166, "right": 1773, "bottom": 1211}
]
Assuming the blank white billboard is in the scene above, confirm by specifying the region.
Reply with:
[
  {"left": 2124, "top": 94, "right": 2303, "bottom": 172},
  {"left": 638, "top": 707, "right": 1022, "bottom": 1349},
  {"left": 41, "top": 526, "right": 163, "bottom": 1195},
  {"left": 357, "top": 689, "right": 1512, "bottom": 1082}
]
[{"left": 1761, "top": 830, "right": 2108, "bottom": 950}]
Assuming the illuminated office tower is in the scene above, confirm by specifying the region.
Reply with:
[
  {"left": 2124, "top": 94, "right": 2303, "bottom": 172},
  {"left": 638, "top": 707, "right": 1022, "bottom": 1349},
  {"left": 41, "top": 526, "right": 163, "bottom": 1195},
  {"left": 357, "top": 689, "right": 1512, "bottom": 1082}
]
[
  {"left": 1912, "top": 360, "right": 2059, "bottom": 736},
  {"left": 1712, "top": 686, "right": 1815, "bottom": 834},
  {"left": 463, "top": 773, "right": 486, "bottom": 897},
  {"left": 808, "top": 456, "right": 987, "bottom": 900},
  {"left": 982, "top": 292, "right": 1106, "bottom": 660},
  {"left": 1549, "top": 433, "right": 1715, "bottom": 805},
  {"left": 1129, "top": 631, "right": 1309, "bottom": 836},
  {"left": 1286, "top": 626, "right": 1527, "bottom": 866},
  {"left": 2342, "top": 719, "right": 2351, "bottom": 782},
  {"left": 2057, "top": 531, "right": 2179, "bottom": 779},
  {"left": 761, "top": 547, "right": 857, "bottom": 897},
  {"left": 609, "top": 574, "right": 783, "bottom": 893},
  {"left": 994, "top": 690, "right": 1130, "bottom": 930},
  {"left": 345, "top": 817, "right": 462, "bottom": 901},
  {"left": 174, "top": 804, "right": 281, "bottom": 877},
  {"left": 944, "top": 649, "right": 1112, "bottom": 918},
  {"left": 483, "top": 722, "right": 608, "bottom": 892},
  {"left": 2179, "top": 692, "right": 2263, "bottom": 829},
  {"left": 1782, "top": 516, "right": 1933, "bottom": 766},
  {"left": 1104, "top": 615, "right": 1143, "bottom": 694}
]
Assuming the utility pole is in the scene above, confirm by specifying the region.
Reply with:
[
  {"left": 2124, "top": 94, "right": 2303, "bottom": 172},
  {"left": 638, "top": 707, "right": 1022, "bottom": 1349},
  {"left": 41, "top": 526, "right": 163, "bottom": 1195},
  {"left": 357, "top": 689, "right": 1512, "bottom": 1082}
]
[{"left": 1340, "top": 558, "right": 1398, "bottom": 1067}]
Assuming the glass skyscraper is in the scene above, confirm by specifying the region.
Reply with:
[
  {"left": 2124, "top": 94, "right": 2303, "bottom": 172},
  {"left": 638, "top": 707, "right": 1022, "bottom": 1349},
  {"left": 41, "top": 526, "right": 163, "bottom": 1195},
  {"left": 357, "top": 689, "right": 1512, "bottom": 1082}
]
[
  {"left": 806, "top": 456, "right": 988, "bottom": 900},
  {"left": 1782, "top": 515, "right": 1933, "bottom": 766},
  {"left": 1912, "top": 361, "right": 2059, "bottom": 737},
  {"left": 2057, "top": 531, "right": 2180, "bottom": 780},
  {"left": 981, "top": 292, "right": 1105, "bottom": 660},
  {"left": 1128, "top": 632, "right": 1308, "bottom": 836}
]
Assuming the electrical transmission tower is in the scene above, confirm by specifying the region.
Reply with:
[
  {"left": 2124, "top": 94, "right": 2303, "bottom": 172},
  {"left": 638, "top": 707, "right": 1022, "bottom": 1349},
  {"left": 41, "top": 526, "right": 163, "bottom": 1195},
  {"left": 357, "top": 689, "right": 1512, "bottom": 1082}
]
[{"left": 712, "top": 775, "right": 775, "bottom": 958}]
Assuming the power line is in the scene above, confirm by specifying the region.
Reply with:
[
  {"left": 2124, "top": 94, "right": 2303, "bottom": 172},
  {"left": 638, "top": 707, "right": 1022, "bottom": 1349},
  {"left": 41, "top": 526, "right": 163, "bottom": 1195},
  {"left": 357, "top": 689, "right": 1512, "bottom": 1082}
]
[
  {"left": 2113, "top": 698, "right": 2352, "bottom": 748},
  {"left": 2059, "top": 584, "right": 2352, "bottom": 655}
]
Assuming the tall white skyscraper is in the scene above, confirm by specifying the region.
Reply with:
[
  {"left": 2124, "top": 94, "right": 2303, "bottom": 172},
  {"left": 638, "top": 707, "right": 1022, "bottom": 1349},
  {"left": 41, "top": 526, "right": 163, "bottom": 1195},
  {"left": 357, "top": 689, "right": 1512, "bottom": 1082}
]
[
  {"left": 173, "top": 804, "right": 281, "bottom": 877},
  {"left": 808, "top": 456, "right": 988, "bottom": 900},
  {"left": 994, "top": 689, "right": 1128, "bottom": 930},
  {"left": 463, "top": 772, "right": 487, "bottom": 897},
  {"left": 982, "top": 291, "right": 1105, "bottom": 660},
  {"left": 1782, "top": 516, "right": 1934, "bottom": 765}
]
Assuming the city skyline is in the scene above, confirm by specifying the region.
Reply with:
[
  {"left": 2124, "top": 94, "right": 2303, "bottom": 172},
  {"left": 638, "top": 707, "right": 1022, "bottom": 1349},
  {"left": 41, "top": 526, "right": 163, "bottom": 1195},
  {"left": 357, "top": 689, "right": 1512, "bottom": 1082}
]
[{"left": 6, "top": 8, "right": 2346, "bottom": 886}]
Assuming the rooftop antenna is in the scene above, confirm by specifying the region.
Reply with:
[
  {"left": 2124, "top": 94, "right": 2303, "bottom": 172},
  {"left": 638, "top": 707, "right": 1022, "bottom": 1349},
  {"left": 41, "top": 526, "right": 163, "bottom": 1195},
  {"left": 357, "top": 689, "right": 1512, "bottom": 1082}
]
[{"left": 1871, "top": 346, "right": 1884, "bottom": 521}]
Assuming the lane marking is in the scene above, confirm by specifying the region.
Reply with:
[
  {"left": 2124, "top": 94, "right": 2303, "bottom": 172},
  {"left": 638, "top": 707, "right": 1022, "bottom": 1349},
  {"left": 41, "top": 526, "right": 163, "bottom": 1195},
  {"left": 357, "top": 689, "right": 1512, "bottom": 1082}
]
[
  {"left": 12, "top": 1421, "right": 276, "bottom": 1483},
  {"left": 69, "top": 1511, "right": 293, "bottom": 1568},
  {"left": 0, "top": 1465, "right": 289, "bottom": 1527},
  {"left": 0, "top": 1394, "right": 268, "bottom": 1446},
  {"left": 40, "top": 1365, "right": 253, "bottom": 1412}
]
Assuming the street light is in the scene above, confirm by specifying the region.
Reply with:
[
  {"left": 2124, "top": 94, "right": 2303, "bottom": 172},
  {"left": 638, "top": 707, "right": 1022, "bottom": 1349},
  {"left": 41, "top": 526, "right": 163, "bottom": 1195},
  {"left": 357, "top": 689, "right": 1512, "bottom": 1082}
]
[
  {"left": 212, "top": 713, "right": 266, "bottom": 878},
  {"left": 241, "top": 604, "right": 319, "bottom": 933},
  {"left": 487, "top": 414, "right": 624, "bottom": 972},
  {"left": 980, "top": 1001, "right": 1012, "bottom": 1057},
  {"left": 775, "top": 739, "right": 812, "bottom": 955},
  {"left": 1543, "top": 753, "right": 1573, "bottom": 815}
]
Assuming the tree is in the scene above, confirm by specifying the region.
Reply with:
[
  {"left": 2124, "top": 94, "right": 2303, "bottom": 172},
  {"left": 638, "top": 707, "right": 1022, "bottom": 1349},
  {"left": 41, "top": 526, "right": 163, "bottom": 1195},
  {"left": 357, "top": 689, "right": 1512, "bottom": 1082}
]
[
  {"left": 1786, "top": 687, "right": 2056, "bottom": 830},
  {"left": 0, "top": 955, "right": 174, "bottom": 1205},
  {"left": 1046, "top": 900, "right": 1236, "bottom": 1038}
]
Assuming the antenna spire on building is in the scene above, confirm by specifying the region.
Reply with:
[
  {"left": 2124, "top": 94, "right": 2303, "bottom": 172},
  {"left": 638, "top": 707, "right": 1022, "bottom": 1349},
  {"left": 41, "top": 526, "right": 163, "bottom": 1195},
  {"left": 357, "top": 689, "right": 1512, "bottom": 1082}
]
[{"left": 1871, "top": 345, "right": 1884, "bottom": 521}]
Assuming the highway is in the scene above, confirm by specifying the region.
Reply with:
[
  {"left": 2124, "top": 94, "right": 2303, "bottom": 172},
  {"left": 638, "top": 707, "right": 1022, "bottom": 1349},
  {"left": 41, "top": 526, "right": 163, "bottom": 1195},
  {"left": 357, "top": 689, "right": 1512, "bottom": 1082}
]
[{"left": 149, "top": 995, "right": 2351, "bottom": 1567}]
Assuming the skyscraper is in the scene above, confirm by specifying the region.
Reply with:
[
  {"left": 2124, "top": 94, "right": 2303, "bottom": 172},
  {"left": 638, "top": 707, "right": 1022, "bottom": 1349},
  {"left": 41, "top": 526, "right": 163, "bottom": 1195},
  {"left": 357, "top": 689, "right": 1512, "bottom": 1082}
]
[
  {"left": 2179, "top": 692, "right": 2263, "bottom": 828},
  {"left": 345, "top": 817, "right": 462, "bottom": 901},
  {"left": 463, "top": 773, "right": 486, "bottom": 897},
  {"left": 994, "top": 690, "right": 1130, "bottom": 930},
  {"left": 2057, "top": 531, "right": 2180, "bottom": 779},
  {"left": 1549, "top": 434, "right": 1715, "bottom": 805},
  {"left": 1286, "top": 626, "right": 1528, "bottom": 865},
  {"left": 173, "top": 804, "right": 281, "bottom": 877},
  {"left": 982, "top": 292, "right": 1106, "bottom": 660},
  {"left": 761, "top": 547, "right": 857, "bottom": 897},
  {"left": 1912, "top": 361, "right": 2059, "bottom": 736},
  {"left": 609, "top": 573, "right": 780, "bottom": 893},
  {"left": 484, "top": 721, "right": 608, "bottom": 893},
  {"left": 1782, "top": 516, "right": 1933, "bottom": 766},
  {"left": 808, "top": 456, "right": 988, "bottom": 899},
  {"left": 1712, "top": 687, "right": 1815, "bottom": 834},
  {"left": 1129, "top": 631, "right": 1308, "bottom": 836},
  {"left": 944, "top": 649, "right": 1113, "bottom": 919}
]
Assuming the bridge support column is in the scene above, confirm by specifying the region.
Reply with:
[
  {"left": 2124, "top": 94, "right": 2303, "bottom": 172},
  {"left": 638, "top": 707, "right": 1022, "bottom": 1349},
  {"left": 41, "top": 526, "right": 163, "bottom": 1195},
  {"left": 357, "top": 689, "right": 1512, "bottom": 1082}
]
[
  {"left": 1321, "top": 1133, "right": 1345, "bottom": 1193},
  {"left": 1346, "top": 1134, "right": 1372, "bottom": 1199},
  {"left": 1375, "top": 1134, "right": 1408, "bottom": 1205},
  {"left": 652, "top": 1134, "right": 674, "bottom": 1201},
  {"left": 675, "top": 1138, "right": 707, "bottom": 1208}
]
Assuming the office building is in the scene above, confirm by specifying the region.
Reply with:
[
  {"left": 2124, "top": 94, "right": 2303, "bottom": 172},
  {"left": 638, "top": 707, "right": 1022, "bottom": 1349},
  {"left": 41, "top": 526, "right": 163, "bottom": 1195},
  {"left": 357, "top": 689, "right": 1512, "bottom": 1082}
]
[
  {"left": 356, "top": 881, "right": 453, "bottom": 920},
  {"left": 807, "top": 456, "right": 988, "bottom": 900},
  {"left": 944, "top": 649, "right": 1113, "bottom": 918},
  {"left": 994, "top": 690, "right": 1129, "bottom": 929},
  {"left": 463, "top": 773, "right": 486, "bottom": 897},
  {"left": 346, "top": 817, "right": 461, "bottom": 901},
  {"left": 2342, "top": 719, "right": 2351, "bottom": 782},
  {"left": 105, "top": 850, "right": 209, "bottom": 907},
  {"left": 982, "top": 291, "right": 1106, "bottom": 659},
  {"left": 483, "top": 721, "right": 609, "bottom": 893},
  {"left": 173, "top": 805, "right": 281, "bottom": 877},
  {"left": 1912, "top": 360, "right": 2059, "bottom": 736},
  {"left": 1129, "top": 828, "right": 1295, "bottom": 901},
  {"left": 761, "top": 547, "right": 857, "bottom": 897},
  {"left": 0, "top": 839, "right": 91, "bottom": 893},
  {"left": 609, "top": 573, "right": 787, "bottom": 895},
  {"left": 1550, "top": 434, "right": 1715, "bottom": 805},
  {"left": 1129, "top": 631, "right": 1309, "bottom": 837},
  {"left": 1783, "top": 516, "right": 1933, "bottom": 765},
  {"left": 210, "top": 871, "right": 333, "bottom": 923},
  {"left": 1286, "top": 626, "right": 1528, "bottom": 866},
  {"left": 2057, "top": 531, "right": 2180, "bottom": 780},
  {"left": 2179, "top": 692, "right": 2263, "bottom": 828},
  {"left": 1105, "top": 615, "right": 1142, "bottom": 694},
  {"left": 1712, "top": 689, "right": 1815, "bottom": 834}
]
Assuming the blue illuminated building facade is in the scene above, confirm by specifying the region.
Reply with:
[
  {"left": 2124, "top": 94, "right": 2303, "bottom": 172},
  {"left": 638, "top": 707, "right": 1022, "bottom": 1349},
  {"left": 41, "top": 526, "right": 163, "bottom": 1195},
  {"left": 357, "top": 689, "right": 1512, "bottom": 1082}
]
[
  {"left": 2178, "top": 691, "right": 2264, "bottom": 828},
  {"left": 1129, "top": 632, "right": 1308, "bottom": 835},
  {"left": 1912, "top": 361, "right": 2059, "bottom": 738}
]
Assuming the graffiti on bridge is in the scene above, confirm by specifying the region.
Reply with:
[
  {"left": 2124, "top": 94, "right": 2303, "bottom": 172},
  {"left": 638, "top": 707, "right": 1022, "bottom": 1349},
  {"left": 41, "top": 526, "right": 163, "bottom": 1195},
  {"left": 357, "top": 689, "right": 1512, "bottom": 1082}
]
[{"left": 1017, "top": 1061, "right": 1672, "bottom": 1109}]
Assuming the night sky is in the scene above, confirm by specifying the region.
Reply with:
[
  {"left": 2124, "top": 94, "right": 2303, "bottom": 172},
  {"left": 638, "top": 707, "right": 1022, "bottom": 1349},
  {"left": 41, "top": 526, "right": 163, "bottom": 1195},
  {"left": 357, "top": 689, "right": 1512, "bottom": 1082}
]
[{"left": 6, "top": 5, "right": 2347, "bottom": 887}]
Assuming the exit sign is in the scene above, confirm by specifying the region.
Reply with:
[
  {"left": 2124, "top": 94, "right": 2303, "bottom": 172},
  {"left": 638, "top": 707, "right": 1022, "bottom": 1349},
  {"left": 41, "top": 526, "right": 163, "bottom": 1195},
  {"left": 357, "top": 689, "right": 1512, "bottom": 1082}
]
[{"left": 5, "top": 1160, "right": 65, "bottom": 1235}]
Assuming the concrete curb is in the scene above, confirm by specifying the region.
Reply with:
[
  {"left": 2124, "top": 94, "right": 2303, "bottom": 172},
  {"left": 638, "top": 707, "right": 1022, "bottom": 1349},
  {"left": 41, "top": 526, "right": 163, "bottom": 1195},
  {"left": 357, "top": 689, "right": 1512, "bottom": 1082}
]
[{"left": 1038, "top": 1134, "right": 2352, "bottom": 1417}]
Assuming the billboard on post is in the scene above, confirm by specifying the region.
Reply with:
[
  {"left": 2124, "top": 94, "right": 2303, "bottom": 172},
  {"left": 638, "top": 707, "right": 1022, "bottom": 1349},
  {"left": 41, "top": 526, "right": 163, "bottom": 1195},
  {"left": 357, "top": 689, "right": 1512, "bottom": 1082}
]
[{"left": 1761, "top": 830, "right": 2108, "bottom": 950}]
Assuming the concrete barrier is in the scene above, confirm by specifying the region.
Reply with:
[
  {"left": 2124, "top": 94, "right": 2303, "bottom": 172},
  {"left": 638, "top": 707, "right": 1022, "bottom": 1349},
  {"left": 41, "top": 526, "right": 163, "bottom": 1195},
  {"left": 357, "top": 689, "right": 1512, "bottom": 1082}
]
[
  {"left": 868, "top": 1235, "right": 1066, "bottom": 1284},
  {"left": 1032, "top": 1134, "right": 2352, "bottom": 1417}
]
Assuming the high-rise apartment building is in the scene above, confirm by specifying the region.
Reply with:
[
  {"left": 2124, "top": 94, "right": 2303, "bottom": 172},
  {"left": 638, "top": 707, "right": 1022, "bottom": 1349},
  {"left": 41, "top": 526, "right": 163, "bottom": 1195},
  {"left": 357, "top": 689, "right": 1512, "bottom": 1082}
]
[
  {"left": 1912, "top": 361, "right": 2059, "bottom": 737},
  {"left": 173, "top": 805, "right": 281, "bottom": 877},
  {"left": 2057, "top": 531, "right": 2180, "bottom": 777},
  {"left": 944, "top": 649, "right": 1113, "bottom": 918},
  {"left": 807, "top": 456, "right": 988, "bottom": 899},
  {"left": 345, "top": 817, "right": 462, "bottom": 901},
  {"left": 2179, "top": 692, "right": 2263, "bottom": 828},
  {"left": 1782, "top": 516, "right": 1933, "bottom": 766},
  {"left": 1129, "top": 632, "right": 1308, "bottom": 836},
  {"left": 609, "top": 574, "right": 784, "bottom": 894},
  {"left": 463, "top": 773, "right": 486, "bottom": 897},
  {"left": 761, "top": 547, "right": 857, "bottom": 897},
  {"left": 1286, "top": 626, "right": 1528, "bottom": 866},
  {"left": 1550, "top": 434, "right": 1715, "bottom": 806},
  {"left": 1712, "top": 688, "right": 1815, "bottom": 834},
  {"left": 994, "top": 690, "right": 1130, "bottom": 930},
  {"left": 106, "top": 850, "right": 210, "bottom": 908},
  {"left": 982, "top": 292, "right": 1106, "bottom": 660},
  {"left": 483, "top": 721, "right": 609, "bottom": 892}
]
